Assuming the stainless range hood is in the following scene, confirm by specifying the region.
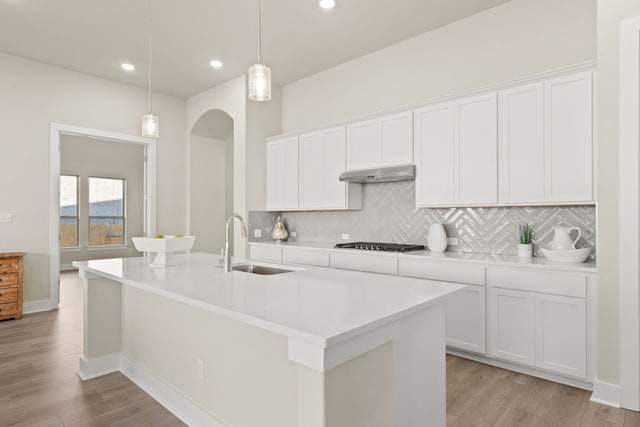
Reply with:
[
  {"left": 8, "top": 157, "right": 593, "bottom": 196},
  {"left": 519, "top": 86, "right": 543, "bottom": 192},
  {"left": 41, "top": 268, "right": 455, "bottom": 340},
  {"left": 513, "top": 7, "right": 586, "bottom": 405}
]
[{"left": 338, "top": 164, "right": 415, "bottom": 183}]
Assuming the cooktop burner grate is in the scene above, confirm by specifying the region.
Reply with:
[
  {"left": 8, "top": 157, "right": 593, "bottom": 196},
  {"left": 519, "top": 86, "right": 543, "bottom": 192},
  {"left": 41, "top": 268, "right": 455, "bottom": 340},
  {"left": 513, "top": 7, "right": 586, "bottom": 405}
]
[{"left": 334, "top": 242, "right": 425, "bottom": 252}]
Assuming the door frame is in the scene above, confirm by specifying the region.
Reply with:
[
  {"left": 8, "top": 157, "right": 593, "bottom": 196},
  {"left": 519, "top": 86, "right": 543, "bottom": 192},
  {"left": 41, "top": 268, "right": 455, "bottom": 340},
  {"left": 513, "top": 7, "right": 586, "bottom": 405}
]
[
  {"left": 49, "top": 123, "right": 157, "bottom": 309},
  {"left": 619, "top": 15, "right": 640, "bottom": 410}
]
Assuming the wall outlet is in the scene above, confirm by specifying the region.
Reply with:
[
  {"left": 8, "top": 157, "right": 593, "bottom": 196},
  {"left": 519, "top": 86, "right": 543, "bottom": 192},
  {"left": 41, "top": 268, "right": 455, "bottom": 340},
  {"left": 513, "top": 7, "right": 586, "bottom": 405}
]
[
  {"left": 290, "top": 231, "right": 297, "bottom": 238},
  {"left": 254, "top": 229, "right": 262, "bottom": 238},
  {"left": 447, "top": 237, "right": 459, "bottom": 245},
  {"left": 0, "top": 213, "right": 12, "bottom": 223},
  {"left": 341, "top": 233, "right": 350, "bottom": 240},
  {"left": 197, "top": 359, "right": 205, "bottom": 380}
]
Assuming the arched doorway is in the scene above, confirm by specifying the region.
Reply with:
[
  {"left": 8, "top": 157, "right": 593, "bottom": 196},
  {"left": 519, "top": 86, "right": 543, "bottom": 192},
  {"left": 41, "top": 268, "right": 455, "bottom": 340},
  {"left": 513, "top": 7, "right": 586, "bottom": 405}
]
[{"left": 189, "top": 109, "right": 234, "bottom": 254}]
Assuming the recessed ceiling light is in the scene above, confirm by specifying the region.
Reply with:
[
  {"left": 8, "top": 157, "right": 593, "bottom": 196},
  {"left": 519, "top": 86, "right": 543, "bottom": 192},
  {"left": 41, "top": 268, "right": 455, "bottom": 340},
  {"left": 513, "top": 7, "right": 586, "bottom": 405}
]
[
  {"left": 210, "top": 59, "right": 223, "bottom": 69},
  {"left": 121, "top": 63, "right": 135, "bottom": 72},
  {"left": 319, "top": 0, "right": 335, "bottom": 9}
]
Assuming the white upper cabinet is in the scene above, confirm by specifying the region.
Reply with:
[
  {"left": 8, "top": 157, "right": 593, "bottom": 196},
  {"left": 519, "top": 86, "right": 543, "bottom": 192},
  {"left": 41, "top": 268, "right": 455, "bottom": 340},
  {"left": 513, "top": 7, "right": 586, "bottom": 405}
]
[
  {"left": 414, "top": 103, "right": 455, "bottom": 206},
  {"left": 415, "top": 93, "right": 497, "bottom": 207},
  {"left": 266, "top": 136, "right": 299, "bottom": 211},
  {"left": 499, "top": 71, "right": 593, "bottom": 204},
  {"left": 544, "top": 71, "right": 593, "bottom": 203},
  {"left": 299, "top": 126, "right": 361, "bottom": 210},
  {"left": 456, "top": 93, "right": 498, "bottom": 204},
  {"left": 346, "top": 111, "right": 413, "bottom": 170},
  {"left": 499, "top": 82, "right": 546, "bottom": 203}
]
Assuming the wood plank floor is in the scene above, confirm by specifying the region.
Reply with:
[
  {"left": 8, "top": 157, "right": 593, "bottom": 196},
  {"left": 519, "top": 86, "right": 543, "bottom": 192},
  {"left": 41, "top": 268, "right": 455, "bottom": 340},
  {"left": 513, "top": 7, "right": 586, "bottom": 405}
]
[{"left": 0, "top": 271, "right": 636, "bottom": 426}]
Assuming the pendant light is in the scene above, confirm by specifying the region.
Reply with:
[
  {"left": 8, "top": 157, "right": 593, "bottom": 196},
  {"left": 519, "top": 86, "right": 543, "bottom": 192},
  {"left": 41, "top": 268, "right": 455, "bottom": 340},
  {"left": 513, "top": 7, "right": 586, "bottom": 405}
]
[
  {"left": 142, "top": 0, "right": 159, "bottom": 137},
  {"left": 247, "top": 0, "right": 271, "bottom": 101}
]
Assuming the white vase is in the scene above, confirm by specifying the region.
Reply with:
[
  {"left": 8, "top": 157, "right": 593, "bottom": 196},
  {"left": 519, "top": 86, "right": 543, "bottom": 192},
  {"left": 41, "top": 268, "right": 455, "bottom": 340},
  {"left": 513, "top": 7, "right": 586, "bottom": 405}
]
[
  {"left": 427, "top": 224, "right": 447, "bottom": 253},
  {"left": 517, "top": 243, "right": 533, "bottom": 258}
]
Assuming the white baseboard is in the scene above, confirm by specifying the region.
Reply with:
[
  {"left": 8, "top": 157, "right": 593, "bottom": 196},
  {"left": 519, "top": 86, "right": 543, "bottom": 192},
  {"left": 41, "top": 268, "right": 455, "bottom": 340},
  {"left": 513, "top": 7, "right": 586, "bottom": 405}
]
[
  {"left": 77, "top": 354, "right": 121, "bottom": 380},
  {"left": 60, "top": 264, "right": 77, "bottom": 271},
  {"left": 78, "top": 353, "right": 225, "bottom": 427},
  {"left": 23, "top": 299, "right": 54, "bottom": 314},
  {"left": 591, "top": 378, "right": 621, "bottom": 408}
]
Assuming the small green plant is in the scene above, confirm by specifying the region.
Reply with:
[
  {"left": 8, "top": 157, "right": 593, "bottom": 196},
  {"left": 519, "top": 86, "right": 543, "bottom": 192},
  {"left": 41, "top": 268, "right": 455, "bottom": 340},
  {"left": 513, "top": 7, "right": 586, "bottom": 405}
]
[{"left": 519, "top": 224, "right": 532, "bottom": 245}]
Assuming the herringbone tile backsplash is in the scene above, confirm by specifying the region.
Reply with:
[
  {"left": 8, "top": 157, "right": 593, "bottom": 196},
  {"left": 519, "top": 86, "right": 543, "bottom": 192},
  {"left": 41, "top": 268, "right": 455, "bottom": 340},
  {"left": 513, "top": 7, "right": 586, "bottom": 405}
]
[{"left": 249, "top": 181, "right": 596, "bottom": 259}]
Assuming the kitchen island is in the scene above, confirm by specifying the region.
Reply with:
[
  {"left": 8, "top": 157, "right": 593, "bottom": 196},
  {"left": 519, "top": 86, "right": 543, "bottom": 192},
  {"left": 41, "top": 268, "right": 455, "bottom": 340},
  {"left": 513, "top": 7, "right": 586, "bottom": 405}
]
[{"left": 73, "top": 253, "right": 465, "bottom": 427}]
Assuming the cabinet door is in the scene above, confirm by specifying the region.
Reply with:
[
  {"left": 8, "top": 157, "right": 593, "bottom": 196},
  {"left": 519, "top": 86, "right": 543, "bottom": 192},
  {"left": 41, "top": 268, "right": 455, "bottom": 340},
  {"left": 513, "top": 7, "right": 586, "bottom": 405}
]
[
  {"left": 535, "top": 294, "right": 586, "bottom": 378},
  {"left": 266, "top": 137, "right": 299, "bottom": 210},
  {"left": 446, "top": 285, "right": 486, "bottom": 354},
  {"left": 299, "top": 132, "right": 325, "bottom": 209},
  {"left": 323, "top": 127, "right": 348, "bottom": 208},
  {"left": 381, "top": 111, "right": 413, "bottom": 166},
  {"left": 489, "top": 288, "right": 535, "bottom": 366},
  {"left": 544, "top": 71, "right": 593, "bottom": 202},
  {"left": 499, "top": 83, "right": 545, "bottom": 203},
  {"left": 346, "top": 119, "right": 381, "bottom": 170},
  {"left": 414, "top": 103, "right": 455, "bottom": 206},
  {"left": 455, "top": 92, "right": 498, "bottom": 204}
]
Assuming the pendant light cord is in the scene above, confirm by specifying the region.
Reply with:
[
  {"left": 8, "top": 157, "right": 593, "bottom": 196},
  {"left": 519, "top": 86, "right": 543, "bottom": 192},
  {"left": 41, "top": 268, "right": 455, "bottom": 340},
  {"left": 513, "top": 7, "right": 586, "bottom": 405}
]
[
  {"left": 258, "top": 0, "right": 262, "bottom": 64},
  {"left": 148, "top": 0, "right": 153, "bottom": 114}
]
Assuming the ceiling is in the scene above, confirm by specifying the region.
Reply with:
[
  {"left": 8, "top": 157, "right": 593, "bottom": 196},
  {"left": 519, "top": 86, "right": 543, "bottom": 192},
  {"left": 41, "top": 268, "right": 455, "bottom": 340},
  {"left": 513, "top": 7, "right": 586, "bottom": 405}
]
[{"left": 0, "top": 0, "right": 509, "bottom": 98}]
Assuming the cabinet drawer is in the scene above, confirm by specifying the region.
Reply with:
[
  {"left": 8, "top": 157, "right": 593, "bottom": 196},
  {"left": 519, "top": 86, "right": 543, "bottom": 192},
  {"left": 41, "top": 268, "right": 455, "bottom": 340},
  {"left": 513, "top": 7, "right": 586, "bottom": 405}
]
[
  {"left": 0, "top": 274, "right": 18, "bottom": 287},
  {"left": 282, "top": 248, "right": 329, "bottom": 268},
  {"left": 249, "top": 245, "right": 282, "bottom": 263},
  {"left": 0, "top": 258, "right": 19, "bottom": 273},
  {"left": 399, "top": 258, "right": 485, "bottom": 285},
  {"left": 486, "top": 267, "right": 586, "bottom": 298},
  {"left": 0, "top": 287, "right": 17, "bottom": 303},
  {"left": 330, "top": 252, "right": 398, "bottom": 275},
  {"left": 0, "top": 302, "right": 18, "bottom": 319}
]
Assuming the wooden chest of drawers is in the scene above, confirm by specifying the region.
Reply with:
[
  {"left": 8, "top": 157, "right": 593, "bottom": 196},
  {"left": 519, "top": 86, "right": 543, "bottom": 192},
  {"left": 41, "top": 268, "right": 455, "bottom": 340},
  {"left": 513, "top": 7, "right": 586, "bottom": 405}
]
[{"left": 0, "top": 253, "right": 25, "bottom": 321}]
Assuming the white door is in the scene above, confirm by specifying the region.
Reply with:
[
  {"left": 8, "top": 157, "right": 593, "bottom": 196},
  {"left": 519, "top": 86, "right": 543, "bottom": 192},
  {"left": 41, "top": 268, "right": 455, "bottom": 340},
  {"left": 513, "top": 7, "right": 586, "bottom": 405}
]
[
  {"left": 455, "top": 92, "right": 498, "bottom": 204},
  {"left": 346, "top": 119, "right": 381, "bottom": 170},
  {"left": 489, "top": 287, "right": 535, "bottom": 366},
  {"left": 544, "top": 71, "right": 593, "bottom": 202},
  {"left": 535, "top": 293, "right": 587, "bottom": 378},
  {"left": 381, "top": 111, "right": 413, "bottom": 166},
  {"left": 446, "top": 285, "right": 486, "bottom": 354},
  {"left": 299, "top": 131, "right": 325, "bottom": 209},
  {"left": 499, "top": 83, "right": 545, "bottom": 203},
  {"left": 266, "top": 137, "right": 299, "bottom": 210},
  {"left": 323, "top": 127, "right": 347, "bottom": 208},
  {"left": 414, "top": 103, "right": 455, "bottom": 206}
]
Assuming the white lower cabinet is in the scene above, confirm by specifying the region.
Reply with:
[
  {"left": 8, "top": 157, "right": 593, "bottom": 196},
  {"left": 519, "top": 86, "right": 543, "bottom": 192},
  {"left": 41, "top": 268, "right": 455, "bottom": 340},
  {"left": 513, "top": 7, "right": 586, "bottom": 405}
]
[
  {"left": 446, "top": 285, "right": 486, "bottom": 354},
  {"left": 535, "top": 293, "right": 586, "bottom": 378},
  {"left": 489, "top": 288, "right": 536, "bottom": 366},
  {"left": 249, "top": 244, "right": 282, "bottom": 263},
  {"left": 488, "top": 267, "right": 588, "bottom": 379}
]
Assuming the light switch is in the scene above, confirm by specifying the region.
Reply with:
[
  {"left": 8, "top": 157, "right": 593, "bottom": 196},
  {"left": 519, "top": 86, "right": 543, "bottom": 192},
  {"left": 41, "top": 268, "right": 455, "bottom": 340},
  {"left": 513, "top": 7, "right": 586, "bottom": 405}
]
[
  {"left": 290, "top": 231, "right": 297, "bottom": 238},
  {"left": 341, "top": 233, "right": 350, "bottom": 240},
  {"left": 447, "top": 237, "right": 459, "bottom": 245},
  {"left": 0, "top": 213, "right": 12, "bottom": 223},
  {"left": 254, "top": 229, "right": 262, "bottom": 238}
]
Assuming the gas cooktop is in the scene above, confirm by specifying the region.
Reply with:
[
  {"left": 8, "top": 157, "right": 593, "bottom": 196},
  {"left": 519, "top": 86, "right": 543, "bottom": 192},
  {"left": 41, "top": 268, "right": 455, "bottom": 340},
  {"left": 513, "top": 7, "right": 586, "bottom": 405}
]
[{"left": 334, "top": 242, "right": 426, "bottom": 252}]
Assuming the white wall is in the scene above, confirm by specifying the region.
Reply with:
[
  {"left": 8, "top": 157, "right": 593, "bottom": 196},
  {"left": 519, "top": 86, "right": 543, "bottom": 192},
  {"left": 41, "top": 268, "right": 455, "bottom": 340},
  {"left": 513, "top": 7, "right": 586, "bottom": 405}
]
[
  {"left": 597, "top": 0, "right": 640, "bottom": 388},
  {"left": 189, "top": 134, "right": 229, "bottom": 254},
  {"left": 60, "top": 135, "right": 145, "bottom": 266},
  {"left": 0, "top": 52, "right": 186, "bottom": 303},
  {"left": 281, "top": 0, "right": 596, "bottom": 132}
]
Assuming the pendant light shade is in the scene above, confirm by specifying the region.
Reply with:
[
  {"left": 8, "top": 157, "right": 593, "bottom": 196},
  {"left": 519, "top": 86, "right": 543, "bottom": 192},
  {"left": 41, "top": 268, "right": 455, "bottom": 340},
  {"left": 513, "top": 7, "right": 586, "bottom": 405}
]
[
  {"left": 248, "top": 0, "right": 271, "bottom": 102},
  {"left": 142, "top": 0, "right": 159, "bottom": 137},
  {"left": 142, "top": 113, "right": 159, "bottom": 138},
  {"left": 248, "top": 63, "right": 271, "bottom": 101}
]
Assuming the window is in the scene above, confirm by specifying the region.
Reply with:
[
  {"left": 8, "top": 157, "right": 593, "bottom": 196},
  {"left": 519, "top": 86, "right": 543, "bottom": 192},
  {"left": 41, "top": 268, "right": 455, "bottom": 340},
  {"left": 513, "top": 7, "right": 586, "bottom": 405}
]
[
  {"left": 60, "top": 175, "right": 79, "bottom": 247},
  {"left": 89, "top": 177, "right": 125, "bottom": 246}
]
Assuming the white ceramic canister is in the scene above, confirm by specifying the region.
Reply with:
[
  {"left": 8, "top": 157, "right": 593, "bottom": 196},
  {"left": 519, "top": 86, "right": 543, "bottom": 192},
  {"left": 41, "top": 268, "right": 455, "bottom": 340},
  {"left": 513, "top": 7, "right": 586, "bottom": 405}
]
[{"left": 427, "top": 223, "right": 447, "bottom": 252}]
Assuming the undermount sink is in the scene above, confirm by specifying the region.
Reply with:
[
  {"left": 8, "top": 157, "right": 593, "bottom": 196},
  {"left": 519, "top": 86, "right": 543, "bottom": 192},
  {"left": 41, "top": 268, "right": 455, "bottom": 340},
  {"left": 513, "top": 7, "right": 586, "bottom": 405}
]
[{"left": 232, "top": 264, "right": 294, "bottom": 275}]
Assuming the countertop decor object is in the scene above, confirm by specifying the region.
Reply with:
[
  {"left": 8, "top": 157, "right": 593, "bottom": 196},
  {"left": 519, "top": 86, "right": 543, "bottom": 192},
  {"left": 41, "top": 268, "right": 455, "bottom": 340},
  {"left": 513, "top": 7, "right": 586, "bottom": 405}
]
[
  {"left": 132, "top": 235, "right": 195, "bottom": 267},
  {"left": 540, "top": 247, "right": 591, "bottom": 263},
  {"left": 518, "top": 224, "right": 533, "bottom": 258},
  {"left": 428, "top": 223, "right": 447, "bottom": 252},
  {"left": 271, "top": 216, "right": 288, "bottom": 242},
  {"left": 551, "top": 226, "right": 581, "bottom": 250}
]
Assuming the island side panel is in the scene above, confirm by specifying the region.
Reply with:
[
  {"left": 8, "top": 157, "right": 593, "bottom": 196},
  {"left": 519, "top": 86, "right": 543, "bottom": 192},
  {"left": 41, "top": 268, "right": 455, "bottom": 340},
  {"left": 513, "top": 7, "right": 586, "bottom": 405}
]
[
  {"left": 121, "top": 286, "right": 300, "bottom": 427},
  {"left": 82, "top": 276, "right": 122, "bottom": 360}
]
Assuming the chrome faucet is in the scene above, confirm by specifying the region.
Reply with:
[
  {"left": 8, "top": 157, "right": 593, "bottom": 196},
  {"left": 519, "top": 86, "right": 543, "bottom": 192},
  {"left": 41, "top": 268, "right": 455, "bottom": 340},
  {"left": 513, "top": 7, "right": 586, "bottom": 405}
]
[{"left": 222, "top": 213, "right": 247, "bottom": 272}]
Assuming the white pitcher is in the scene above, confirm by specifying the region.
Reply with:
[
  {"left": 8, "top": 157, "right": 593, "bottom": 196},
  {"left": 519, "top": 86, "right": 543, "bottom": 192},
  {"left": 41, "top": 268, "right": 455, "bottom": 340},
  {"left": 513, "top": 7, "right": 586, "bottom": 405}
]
[{"left": 551, "top": 226, "right": 581, "bottom": 250}]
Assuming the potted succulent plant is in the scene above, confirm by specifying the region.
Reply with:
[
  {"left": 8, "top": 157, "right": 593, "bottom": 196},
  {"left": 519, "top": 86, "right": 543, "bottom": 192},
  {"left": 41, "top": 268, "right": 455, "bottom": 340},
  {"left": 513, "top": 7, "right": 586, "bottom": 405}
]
[{"left": 518, "top": 224, "right": 533, "bottom": 258}]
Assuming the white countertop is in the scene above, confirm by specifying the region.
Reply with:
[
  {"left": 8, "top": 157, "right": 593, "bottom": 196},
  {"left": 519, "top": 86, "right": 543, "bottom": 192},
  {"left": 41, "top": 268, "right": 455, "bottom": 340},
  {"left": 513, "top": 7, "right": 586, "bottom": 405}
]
[
  {"left": 249, "top": 241, "right": 598, "bottom": 273},
  {"left": 73, "top": 253, "right": 465, "bottom": 348}
]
